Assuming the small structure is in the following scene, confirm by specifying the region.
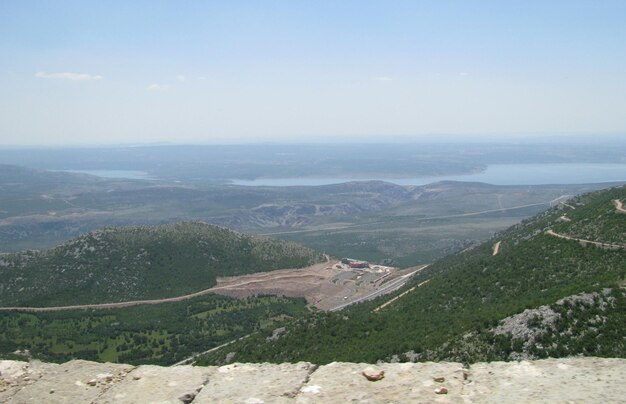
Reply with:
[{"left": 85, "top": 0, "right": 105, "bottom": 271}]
[{"left": 341, "top": 258, "right": 370, "bottom": 269}]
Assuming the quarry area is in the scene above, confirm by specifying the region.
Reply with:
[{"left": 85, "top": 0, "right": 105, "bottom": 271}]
[
  {"left": 0, "top": 258, "right": 422, "bottom": 313},
  {"left": 212, "top": 258, "right": 424, "bottom": 311},
  {"left": 1, "top": 357, "right": 625, "bottom": 403}
]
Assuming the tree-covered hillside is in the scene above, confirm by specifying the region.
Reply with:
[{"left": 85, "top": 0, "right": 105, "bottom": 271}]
[
  {"left": 197, "top": 185, "right": 626, "bottom": 365},
  {"left": 0, "top": 294, "right": 308, "bottom": 365},
  {"left": 0, "top": 222, "right": 324, "bottom": 307}
]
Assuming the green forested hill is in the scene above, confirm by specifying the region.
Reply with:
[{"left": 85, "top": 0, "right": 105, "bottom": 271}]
[
  {"left": 197, "top": 185, "right": 626, "bottom": 365},
  {"left": 550, "top": 189, "right": 625, "bottom": 244},
  {"left": 0, "top": 222, "right": 324, "bottom": 307},
  {"left": 0, "top": 294, "right": 309, "bottom": 365}
]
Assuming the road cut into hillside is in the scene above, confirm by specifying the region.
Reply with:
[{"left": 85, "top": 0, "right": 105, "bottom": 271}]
[
  {"left": 0, "top": 259, "right": 334, "bottom": 313},
  {"left": 546, "top": 229, "right": 626, "bottom": 250},
  {"left": 492, "top": 241, "right": 501, "bottom": 256}
]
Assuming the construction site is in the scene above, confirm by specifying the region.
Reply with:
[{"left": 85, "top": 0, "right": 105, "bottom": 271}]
[{"left": 210, "top": 257, "right": 425, "bottom": 312}]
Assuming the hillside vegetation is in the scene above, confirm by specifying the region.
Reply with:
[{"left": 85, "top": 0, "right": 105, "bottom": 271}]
[
  {"left": 197, "top": 185, "right": 626, "bottom": 365},
  {"left": 0, "top": 294, "right": 308, "bottom": 365},
  {"left": 0, "top": 222, "right": 324, "bottom": 307}
]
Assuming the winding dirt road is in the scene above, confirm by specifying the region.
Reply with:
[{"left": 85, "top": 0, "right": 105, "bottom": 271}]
[
  {"left": 372, "top": 278, "right": 431, "bottom": 313},
  {"left": 545, "top": 230, "right": 625, "bottom": 249},
  {"left": 0, "top": 286, "right": 235, "bottom": 313},
  {"left": 172, "top": 334, "right": 251, "bottom": 367}
]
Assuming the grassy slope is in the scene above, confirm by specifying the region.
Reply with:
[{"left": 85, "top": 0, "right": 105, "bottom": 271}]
[
  {"left": 0, "top": 222, "right": 324, "bottom": 307},
  {"left": 197, "top": 185, "right": 626, "bottom": 365}
]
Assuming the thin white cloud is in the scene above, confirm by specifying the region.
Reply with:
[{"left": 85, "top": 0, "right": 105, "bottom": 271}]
[
  {"left": 459, "top": 72, "right": 469, "bottom": 77},
  {"left": 146, "top": 83, "right": 168, "bottom": 91},
  {"left": 176, "top": 74, "right": 186, "bottom": 82},
  {"left": 35, "top": 71, "right": 103, "bottom": 81},
  {"left": 372, "top": 76, "right": 393, "bottom": 81}
]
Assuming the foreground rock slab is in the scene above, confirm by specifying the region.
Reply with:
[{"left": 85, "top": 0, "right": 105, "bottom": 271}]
[
  {"left": 194, "top": 362, "right": 315, "bottom": 404},
  {"left": 7, "top": 359, "right": 133, "bottom": 404},
  {"left": 296, "top": 362, "right": 467, "bottom": 403},
  {"left": 464, "top": 357, "right": 626, "bottom": 403},
  {"left": 1, "top": 357, "right": 626, "bottom": 403},
  {"left": 96, "top": 364, "right": 216, "bottom": 404},
  {"left": 0, "top": 360, "right": 59, "bottom": 402}
]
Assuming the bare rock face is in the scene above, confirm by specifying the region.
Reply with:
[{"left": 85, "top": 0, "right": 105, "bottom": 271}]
[
  {"left": 464, "top": 358, "right": 626, "bottom": 403},
  {"left": 0, "top": 360, "right": 58, "bottom": 402},
  {"left": 493, "top": 305, "right": 560, "bottom": 343},
  {"left": 7, "top": 360, "right": 132, "bottom": 404},
  {"left": 296, "top": 362, "right": 466, "bottom": 403},
  {"left": 97, "top": 364, "right": 216, "bottom": 404},
  {"left": 194, "top": 362, "right": 316, "bottom": 404},
  {"left": 1, "top": 357, "right": 626, "bottom": 403}
]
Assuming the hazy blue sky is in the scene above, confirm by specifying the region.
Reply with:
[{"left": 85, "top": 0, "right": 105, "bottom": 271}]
[{"left": 1, "top": 0, "right": 625, "bottom": 145}]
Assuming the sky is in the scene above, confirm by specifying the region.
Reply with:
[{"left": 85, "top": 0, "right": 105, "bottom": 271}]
[{"left": 1, "top": 0, "right": 625, "bottom": 146}]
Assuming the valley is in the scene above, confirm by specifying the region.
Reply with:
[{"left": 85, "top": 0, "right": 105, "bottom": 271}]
[
  {"left": 3, "top": 3, "right": 626, "bottom": 401},
  {"left": 195, "top": 185, "right": 626, "bottom": 366},
  {"left": 1, "top": 163, "right": 616, "bottom": 267},
  {"left": 0, "top": 162, "right": 624, "bottom": 368}
]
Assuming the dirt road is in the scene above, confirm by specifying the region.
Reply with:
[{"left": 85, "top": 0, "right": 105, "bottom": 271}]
[
  {"left": 372, "top": 278, "right": 431, "bottom": 313},
  {"left": 546, "top": 230, "right": 625, "bottom": 249},
  {"left": 615, "top": 199, "right": 626, "bottom": 213},
  {"left": 0, "top": 258, "right": 335, "bottom": 313},
  {"left": 172, "top": 334, "right": 251, "bottom": 367},
  {"left": 0, "top": 288, "right": 224, "bottom": 312},
  {"left": 0, "top": 255, "right": 418, "bottom": 313},
  {"left": 492, "top": 241, "right": 501, "bottom": 256}
]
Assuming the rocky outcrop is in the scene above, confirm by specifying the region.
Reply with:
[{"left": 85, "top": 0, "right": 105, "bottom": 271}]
[{"left": 1, "top": 357, "right": 625, "bottom": 403}]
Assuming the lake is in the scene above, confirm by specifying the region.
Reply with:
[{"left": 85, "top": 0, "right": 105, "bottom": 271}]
[{"left": 231, "top": 163, "right": 626, "bottom": 186}]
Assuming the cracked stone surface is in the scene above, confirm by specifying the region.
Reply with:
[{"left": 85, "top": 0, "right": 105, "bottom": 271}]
[
  {"left": 296, "top": 361, "right": 467, "bottom": 403},
  {"left": 96, "top": 364, "right": 217, "bottom": 404},
  {"left": 6, "top": 359, "right": 133, "bottom": 404},
  {"left": 194, "top": 362, "right": 315, "bottom": 404},
  {"left": 1, "top": 357, "right": 626, "bottom": 403},
  {"left": 0, "top": 360, "right": 58, "bottom": 402},
  {"left": 464, "top": 357, "right": 626, "bottom": 403}
]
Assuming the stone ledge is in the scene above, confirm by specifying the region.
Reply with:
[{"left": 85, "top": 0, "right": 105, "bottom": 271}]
[{"left": 1, "top": 357, "right": 625, "bottom": 403}]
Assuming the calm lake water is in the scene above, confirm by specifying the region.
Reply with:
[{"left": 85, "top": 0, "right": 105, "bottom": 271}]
[{"left": 231, "top": 164, "right": 626, "bottom": 186}]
